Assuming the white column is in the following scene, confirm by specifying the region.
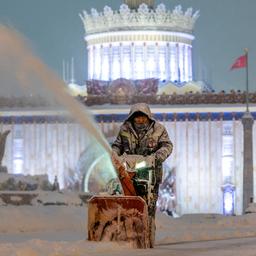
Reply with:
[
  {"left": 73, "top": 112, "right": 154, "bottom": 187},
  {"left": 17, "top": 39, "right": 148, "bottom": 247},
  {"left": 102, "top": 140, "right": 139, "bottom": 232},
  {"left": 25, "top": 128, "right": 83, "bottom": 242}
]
[
  {"left": 122, "top": 43, "right": 132, "bottom": 79},
  {"left": 146, "top": 44, "right": 156, "bottom": 78},
  {"left": 120, "top": 43, "right": 124, "bottom": 78},
  {"left": 166, "top": 43, "right": 171, "bottom": 81},
  {"left": 179, "top": 44, "right": 185, "bottom": 82},
  {"left": 169, "top": 43, "right": 177, "bottom": 82},
  {"left": 175, "top": 121, "right": 186, "bottom": 214},
  {"left": 188, "top": 46, "right": 193, "bottom": 81},
  {"left": 131, "top": 43, "right": 135, "bottom": 79},
  {"left": 234, "top": 120, "right": 243, "bottom": 214},
  {"left": 155, "top": 42, "right": 159, "bottom": 80},
  {"left": 222, "top": 122, "right": 234, "bottom": 183},
  {"left": 92, "top": 46, "right": 96, "bottom": 79},
  {"left": 23, "top": 123, "right": 29, "bottom": 175},
  {"left": 111, "top": 44, "right": 121, "bottom": 80},
  {"left": 134, "top": 43, "right": 144, "bottom": 79},
  {"left": 100, "top": 45, "right": 104, "bottom": 80},
  {"left": 210, "top": 121, "right": 222, "bottom": 212},
  {"left": 12, "top": 124, "right": 24, "bottom": 174},
  {"left": 109, "top": 44, "right": 113, "bottom": 80},
  {"left": 101, "top": 45, "right": 110, "bottom": 81},
  {"left": 186, "top": 120, "right": 196, "bottom": 213},
  {"left": 143, "top": 42, "right": 147, "bottom": 79},
  {"left": 87, "top": 46, "right": 93, "bottom": 80},
  {"left": 184, "top": 45, "right": 189, "bottom": 82},
  {"left": 94, "top": 45, "right": 101, "bottom": 80},
  {"left": 158, "top": 43, "right": 167, "bottom": 81},
  {"left": 221, "top": 121, "right": 235, "bottom": 215},
  {"left": 176, "top": 43, "right": 180, "bottom": 83}
]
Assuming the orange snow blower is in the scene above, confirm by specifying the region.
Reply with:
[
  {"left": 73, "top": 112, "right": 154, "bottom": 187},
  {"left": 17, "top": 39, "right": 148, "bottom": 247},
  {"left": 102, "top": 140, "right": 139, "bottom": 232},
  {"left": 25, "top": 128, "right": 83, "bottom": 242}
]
[{"left": 87, "top": 154, "right": 156, "bottom": 248}]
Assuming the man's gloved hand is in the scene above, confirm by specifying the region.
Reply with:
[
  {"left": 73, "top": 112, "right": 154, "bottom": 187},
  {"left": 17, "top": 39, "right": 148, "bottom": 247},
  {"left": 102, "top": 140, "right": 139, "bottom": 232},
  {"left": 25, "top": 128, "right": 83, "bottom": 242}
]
[
  {"left": 153, "top": 152, "right": 165, "bottom": 164},
  {"left": 144, "top": 154, "right": 157, "bottom": 168}
]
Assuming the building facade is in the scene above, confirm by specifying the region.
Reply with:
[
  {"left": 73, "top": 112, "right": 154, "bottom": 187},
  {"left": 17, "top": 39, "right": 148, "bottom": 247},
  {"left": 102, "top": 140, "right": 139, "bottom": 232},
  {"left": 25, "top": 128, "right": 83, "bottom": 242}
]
[
  {"left": 1, "top": 104, "right": 256, "bottom": 216},
  {"left": 80, "top": 0, "right": 199, "bottom": 84}
]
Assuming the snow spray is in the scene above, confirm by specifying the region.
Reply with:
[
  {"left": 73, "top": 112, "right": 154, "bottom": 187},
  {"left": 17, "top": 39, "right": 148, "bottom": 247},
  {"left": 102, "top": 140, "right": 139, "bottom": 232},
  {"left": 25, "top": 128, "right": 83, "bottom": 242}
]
[{"left": 0, "top": 25, "right": 111, "bottom": 155}]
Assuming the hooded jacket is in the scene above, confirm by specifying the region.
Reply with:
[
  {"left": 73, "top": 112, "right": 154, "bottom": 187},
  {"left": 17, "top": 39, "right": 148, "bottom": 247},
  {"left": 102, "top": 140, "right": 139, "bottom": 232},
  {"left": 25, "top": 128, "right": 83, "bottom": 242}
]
[{"left": 112, "top": 103, "right": 173, "bottom": 182}]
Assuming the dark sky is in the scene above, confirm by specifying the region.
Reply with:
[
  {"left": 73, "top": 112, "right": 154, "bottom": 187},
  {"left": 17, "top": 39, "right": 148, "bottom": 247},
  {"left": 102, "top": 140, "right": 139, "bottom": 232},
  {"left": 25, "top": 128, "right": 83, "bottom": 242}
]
[{"left": 0, "top": 0, "right": 255, "bottom": 92}]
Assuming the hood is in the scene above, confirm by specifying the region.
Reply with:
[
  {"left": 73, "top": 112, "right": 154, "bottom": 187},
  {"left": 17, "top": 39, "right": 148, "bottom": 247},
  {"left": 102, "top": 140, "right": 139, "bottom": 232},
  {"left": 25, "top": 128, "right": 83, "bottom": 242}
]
[{"left": 126, "top": 103, "right": 154, "bottom": 121}]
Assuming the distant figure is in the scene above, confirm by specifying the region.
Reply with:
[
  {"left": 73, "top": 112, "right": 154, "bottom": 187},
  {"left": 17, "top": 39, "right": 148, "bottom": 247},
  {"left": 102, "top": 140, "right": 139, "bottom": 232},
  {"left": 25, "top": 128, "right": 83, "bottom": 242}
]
[
  {"left": 0, "top": 130, "right": 10, "bottom": 166},
  {"left": 52, "top": 175, "right": 60, "bottom": 191}
]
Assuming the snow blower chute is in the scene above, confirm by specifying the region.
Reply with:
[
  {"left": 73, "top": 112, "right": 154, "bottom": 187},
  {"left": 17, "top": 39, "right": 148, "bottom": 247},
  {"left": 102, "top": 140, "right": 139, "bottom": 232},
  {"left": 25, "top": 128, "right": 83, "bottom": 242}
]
[{"left": 87, "top": 154, "right": 156, "bottom": 248}]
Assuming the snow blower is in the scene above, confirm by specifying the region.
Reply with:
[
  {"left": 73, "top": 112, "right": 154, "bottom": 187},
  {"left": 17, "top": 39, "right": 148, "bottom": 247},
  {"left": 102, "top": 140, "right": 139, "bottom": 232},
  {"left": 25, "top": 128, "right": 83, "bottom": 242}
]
[{"left": 87, "top": 154, "right": 156, "bottom": 248}]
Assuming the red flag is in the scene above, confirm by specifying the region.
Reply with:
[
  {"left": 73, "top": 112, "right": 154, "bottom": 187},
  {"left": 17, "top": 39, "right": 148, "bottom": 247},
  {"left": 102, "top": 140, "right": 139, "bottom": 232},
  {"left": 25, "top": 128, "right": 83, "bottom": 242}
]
[{"left": 230, "top": 54, "right": 247, "bottom": 70}]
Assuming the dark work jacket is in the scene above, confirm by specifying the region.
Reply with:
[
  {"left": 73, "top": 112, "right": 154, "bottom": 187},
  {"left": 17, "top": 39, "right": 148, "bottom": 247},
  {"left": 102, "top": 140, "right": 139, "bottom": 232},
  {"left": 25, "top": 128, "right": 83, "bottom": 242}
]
[{"left": 112, "top": 103, "right": 173, "bottom": 183}]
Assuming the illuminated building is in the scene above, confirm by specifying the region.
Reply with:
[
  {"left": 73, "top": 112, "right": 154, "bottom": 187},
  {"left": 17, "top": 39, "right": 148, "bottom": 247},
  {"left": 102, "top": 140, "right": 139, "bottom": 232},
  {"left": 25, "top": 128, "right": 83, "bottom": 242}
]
[{"left": 80, "top": 0, "right": 204, "bottom": 95}]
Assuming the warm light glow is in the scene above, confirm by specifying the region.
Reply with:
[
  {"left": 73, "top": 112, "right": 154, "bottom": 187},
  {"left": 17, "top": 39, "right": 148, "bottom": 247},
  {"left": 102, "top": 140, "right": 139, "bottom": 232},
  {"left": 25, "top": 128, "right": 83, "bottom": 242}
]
[
  {"left": 135, "top": 161, "right": 147, "bottom": 170},
  {"left": 13, "top": 159, "right": 23, "bottom": 174},
  {"left": 224, "top": 190, "right": 234, "bottom": 215}
]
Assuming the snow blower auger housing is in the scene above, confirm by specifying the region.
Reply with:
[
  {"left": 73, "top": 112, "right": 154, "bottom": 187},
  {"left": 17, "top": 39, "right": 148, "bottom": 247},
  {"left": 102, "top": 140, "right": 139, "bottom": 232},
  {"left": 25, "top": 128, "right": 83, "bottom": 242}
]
[
  {"left": 88, "top": 196, "right": 150, "bottom": 248},
  {"left": 87, "top": 154, "right": 156, "bottom": 248}
]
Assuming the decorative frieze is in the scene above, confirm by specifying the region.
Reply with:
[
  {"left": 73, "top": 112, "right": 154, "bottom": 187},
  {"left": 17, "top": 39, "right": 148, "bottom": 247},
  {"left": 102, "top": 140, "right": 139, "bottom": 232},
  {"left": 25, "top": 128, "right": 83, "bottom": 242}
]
[
  {"left": 82, "top": 89, "right": 256, "bottom": 106},
  {"left": 85, "top": 31, "right": 194, "bottom": 46}
]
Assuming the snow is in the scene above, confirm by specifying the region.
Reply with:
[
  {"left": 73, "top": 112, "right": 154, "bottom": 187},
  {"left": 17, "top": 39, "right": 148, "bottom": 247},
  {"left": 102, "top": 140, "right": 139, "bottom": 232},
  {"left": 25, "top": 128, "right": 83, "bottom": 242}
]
[{"left": 1, "top": 193, "right": 256, "bottom": 256}]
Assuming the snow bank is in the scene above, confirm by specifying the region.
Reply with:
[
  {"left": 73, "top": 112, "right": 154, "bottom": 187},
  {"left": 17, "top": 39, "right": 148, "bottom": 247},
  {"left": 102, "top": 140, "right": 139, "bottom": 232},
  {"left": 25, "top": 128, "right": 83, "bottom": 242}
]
[
  {"left": 1, "top": 198, "right": 256, "bottom": 255},
  {"left": 156, "top": 212, "right": 256, "bottom": 244}
]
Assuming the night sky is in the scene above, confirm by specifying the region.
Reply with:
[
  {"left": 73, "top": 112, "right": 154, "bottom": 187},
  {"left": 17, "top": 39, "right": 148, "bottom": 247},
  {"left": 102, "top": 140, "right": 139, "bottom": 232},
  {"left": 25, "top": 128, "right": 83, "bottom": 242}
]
[{"left": 0, "top": 0, "right": 255, "bottom": 92}]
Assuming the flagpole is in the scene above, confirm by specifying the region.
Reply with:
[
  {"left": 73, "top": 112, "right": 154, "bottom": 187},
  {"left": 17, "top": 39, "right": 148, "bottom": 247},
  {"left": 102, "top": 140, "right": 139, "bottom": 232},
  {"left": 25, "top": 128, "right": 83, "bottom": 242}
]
[{"left": 245, "top": 48, "right": 249, "bottom": 112}]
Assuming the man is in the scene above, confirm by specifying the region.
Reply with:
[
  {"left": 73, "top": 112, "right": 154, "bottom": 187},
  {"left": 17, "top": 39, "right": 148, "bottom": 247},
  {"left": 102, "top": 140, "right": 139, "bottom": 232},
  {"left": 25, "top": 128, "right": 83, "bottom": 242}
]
[{"left": 111, "top": 103, "right": 173, "bottom": 247}]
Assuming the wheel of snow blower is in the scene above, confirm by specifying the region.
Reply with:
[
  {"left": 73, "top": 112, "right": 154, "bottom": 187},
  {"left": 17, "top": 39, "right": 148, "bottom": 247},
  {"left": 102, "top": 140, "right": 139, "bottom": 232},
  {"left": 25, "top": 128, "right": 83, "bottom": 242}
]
[{"left": 87, "top": 195, "right": 150, "bottom": 249}]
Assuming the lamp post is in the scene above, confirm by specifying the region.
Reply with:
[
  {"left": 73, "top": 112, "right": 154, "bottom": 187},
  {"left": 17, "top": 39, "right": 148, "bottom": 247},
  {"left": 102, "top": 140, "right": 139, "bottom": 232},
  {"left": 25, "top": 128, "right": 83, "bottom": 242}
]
[
  {"left": 242, "top": 49, "right": 254, "bottom": 213},
  {"left": 242, "top": 111, "right": 254, "bottom": 213}
]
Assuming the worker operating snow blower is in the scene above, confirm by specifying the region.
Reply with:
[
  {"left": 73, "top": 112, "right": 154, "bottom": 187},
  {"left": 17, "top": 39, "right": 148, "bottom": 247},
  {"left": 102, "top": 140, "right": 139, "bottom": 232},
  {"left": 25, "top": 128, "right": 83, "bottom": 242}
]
[{"left": 87, "top": 103, "right": 173, "bottom": 248}]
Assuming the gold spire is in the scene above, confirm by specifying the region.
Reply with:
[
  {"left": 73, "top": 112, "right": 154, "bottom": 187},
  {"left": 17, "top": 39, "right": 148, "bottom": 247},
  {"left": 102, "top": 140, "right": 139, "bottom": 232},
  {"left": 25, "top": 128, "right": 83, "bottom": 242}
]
[{"left": 124, "top": 0, "right": 154, "bottom": 9}]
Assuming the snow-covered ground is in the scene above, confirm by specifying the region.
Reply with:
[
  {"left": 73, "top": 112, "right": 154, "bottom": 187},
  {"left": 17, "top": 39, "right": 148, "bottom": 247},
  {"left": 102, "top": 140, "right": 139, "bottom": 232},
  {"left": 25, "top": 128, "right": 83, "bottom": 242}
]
[{"left": 1, "top": 192, "right": 256, "bottom": 256}]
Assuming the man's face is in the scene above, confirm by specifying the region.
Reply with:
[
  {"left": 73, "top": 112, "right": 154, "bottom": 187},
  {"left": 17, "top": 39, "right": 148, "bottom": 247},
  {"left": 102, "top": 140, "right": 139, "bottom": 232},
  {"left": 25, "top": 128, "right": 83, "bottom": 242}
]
[{"left": 133, "top": 115, "right": 149, "bottom": 125}]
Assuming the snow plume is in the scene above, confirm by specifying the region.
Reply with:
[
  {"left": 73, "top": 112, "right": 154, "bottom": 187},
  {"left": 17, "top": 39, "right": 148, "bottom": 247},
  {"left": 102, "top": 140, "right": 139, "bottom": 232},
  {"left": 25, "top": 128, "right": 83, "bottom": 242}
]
[
  {"left": 0, "top": 25, "right": 111, "bottom": 154},
  {"left": 0, "top": 25, "right": 116, "bottom": 191}
]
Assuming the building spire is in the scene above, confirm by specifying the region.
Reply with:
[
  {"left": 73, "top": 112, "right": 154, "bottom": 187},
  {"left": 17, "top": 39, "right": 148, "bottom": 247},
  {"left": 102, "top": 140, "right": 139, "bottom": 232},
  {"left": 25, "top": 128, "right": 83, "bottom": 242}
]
[
  {"left": 124, "top": 0, "right": 154, "bottom": 9},
  {"left": 71, "top": 57, "right": 75, "bottom": 84},
  {"left": 62, "top": 60, "right": 66, "bottom": 83}
]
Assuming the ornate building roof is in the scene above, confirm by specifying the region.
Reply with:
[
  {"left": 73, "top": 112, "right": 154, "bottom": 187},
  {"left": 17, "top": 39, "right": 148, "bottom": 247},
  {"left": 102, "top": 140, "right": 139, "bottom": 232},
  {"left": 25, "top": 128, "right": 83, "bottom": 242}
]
[{"left": 80, "top": 2, "right": 199, "bottom": 35}]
